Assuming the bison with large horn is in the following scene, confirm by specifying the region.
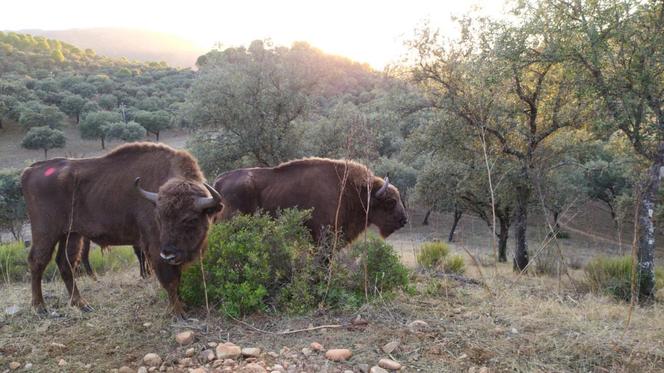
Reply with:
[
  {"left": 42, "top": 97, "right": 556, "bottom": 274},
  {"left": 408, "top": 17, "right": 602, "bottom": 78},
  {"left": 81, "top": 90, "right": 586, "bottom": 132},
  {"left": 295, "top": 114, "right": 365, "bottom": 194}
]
[
  {"left": 213, "top": 157, "right": 408, "bottom": 244},
  {"left": 21, "top": 142, "right": 222, "bottom": 317}
]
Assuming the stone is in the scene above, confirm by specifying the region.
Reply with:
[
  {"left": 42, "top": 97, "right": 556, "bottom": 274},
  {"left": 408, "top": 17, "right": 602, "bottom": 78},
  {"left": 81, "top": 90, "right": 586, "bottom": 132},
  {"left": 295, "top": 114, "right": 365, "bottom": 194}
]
[
  {"left": 143, "top": 353, "right": 162, "bottom": 367},
  {"left": 9, "top": 362, "right": 21, "bottom": 370},
  {"left": 208, "top": 342, "right": 218, "bottom": 348},
  {"left": 143, "top": 322, "right": 152, "bottom": 327},
  {"left": 324, "top": 349, "right": 352, "bottom": 361},
  {"left": 238, "top": 363, "right": 267, "bottom": 373},
  {"left": 510, "top": 327, "right": 519, "bottom": 334},
  {"left": 301, "top": 347, "right": 312, "bottom": 356},
  {"left": 190, "top": 368, "right": 208, "bottom": 373},
  {"left": 378, "top": 358, "right": 402, "bottom": 370},
  {"left": 138, "top": 367, "right": 148, "bottom": 373},
  {"left": 175, "top": 330, "right": 195, "bottom": 345},
  {"left": 268, "top": 352, "right": 279, "bottom": 358},
  {"left": 216, "top": 342, "right": 241, "bottom": 359},
  {"left": 458, "top": 353, "right": 468, "bottom": 360},
  {"left": 186, "top": 347, "right": 196, "bottom": 357},
  {"left": 369, "top": 367, "right": 388, "bottom": 373},
  {"left": 118, "top": 367, "right": 134, "bottom": 373},
  {"left": 199, "top": 349, "right": 216, "bottom": 362},
  {"left": 178, "top": 357, "right": 192, "bottom": 367},
  {"left": 382, "top": 341, "right": 400, "bottom": 354},
  {"left": 242, "top": 347, "right": 262, "bottom": 357},
  {"left": 358, "top": 364, "right": 369, "bottom": 373},
  {"left": 271, "top": 364, "right": 284, "bottom": 371},
  {"left": 309, "top": 342, "right": 324, "bottom": 351},
  {"left": 407, "top": 320, "right": 429, "bottom": 331},
  {"left": 58, "top": 359, "right": 67, "bottom": 367},
  {"left": 24, "top": 363, "right": 33, "bottom": 370},
  {"left": 478, "top": 368, "right": 489, "bottom": 373},
  {"left": 50, "top": 342, "right": 66, "bottom": 349}
]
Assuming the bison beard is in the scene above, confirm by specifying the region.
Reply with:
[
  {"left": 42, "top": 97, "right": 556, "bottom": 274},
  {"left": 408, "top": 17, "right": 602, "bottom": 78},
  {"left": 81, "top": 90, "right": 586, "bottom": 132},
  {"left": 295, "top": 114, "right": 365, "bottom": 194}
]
[
  {"left": 213, "top": 157, "right": 408, "bottom": 245},
  {"left": 21, "top": 142, "right": 222, "bottom": 317}
]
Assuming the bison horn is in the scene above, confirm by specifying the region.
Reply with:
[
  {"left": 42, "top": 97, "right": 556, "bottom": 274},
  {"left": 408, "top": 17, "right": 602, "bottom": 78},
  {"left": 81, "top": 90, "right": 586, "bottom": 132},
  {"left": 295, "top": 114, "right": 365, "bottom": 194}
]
[
  {"left": 376, "top": 176, "right": 390, "bottom": 198},
  {"left": 194, "top": 182, "right": 222, "bottom": 211},
  {"left": 135, "top": 177, "right": 158, "bottom": 204}
]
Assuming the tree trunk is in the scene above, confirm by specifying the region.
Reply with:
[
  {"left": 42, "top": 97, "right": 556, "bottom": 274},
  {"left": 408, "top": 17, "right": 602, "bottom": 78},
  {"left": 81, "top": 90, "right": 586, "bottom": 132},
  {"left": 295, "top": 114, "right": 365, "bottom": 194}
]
[
  {"left": 43, "top": 148, "right": 48, "bottom": 160},
  {"left": 156, "top": 131, "right": 160, "bottom": 141},
  {"left": 76, "top": 113, "right": 80, "bottom": 124},
  {"left": 513, "top": 172, "right": 530, "bottom": 271},
  {"left": 0, "top": 117, "right": 3, "bottom": 129},
  {"left": 422, "top": 209, "right": 432, "bottom": 226},
  {"left": 448, "top": 208, "right": 463, "bottom": 242},
  {"left": 637, "top": 144, "right": 664, "bottom": 298},
  {"left": 101, "top": 136, "right": 105, "bottom": 149},
  {"left": 498, "top": 216, "right": 509, "bottom": 262}
]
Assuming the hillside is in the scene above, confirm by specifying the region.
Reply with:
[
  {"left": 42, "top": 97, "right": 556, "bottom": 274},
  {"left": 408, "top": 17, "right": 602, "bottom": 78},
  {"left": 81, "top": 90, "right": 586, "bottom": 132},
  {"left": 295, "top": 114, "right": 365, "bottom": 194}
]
[{"left": 18, "top": 28, "right": 205, "bottom": 68}]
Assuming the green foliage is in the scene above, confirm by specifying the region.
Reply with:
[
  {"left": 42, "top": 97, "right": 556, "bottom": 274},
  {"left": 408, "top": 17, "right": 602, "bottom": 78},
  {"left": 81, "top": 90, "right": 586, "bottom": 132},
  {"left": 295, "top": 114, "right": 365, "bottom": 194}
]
[
  {"left": 133, "top": 109, "right": 171, "bottom": 140},
  {"left": 584, "top": 256, "right": 664, "bottom": 302},
  {"left": 80, "top": 111, "right": 122, "bottom": 148},
  {"left": 443, "top": 254, "right": 466, "bottom": 274},
  {"left": 417, "top": 241, "right": 450, "bottom": 269},
  {"left": 180, "top": 210, "right": 409, "bottom": 317},
  {"left": 102, "top": 121, "right": 146, "bottom": 142},
  {"left": 98, "top": 94, "right": 118, "bottom": 110},
  {"left": 59, "top": 94, "right": 86, "bottom": 123},
  {"left": 18, "top": 101, "right": 66, "bottom": 130},
  {"left": 350, "top": 233, "right": 409, "bottom": 295},
  {"left": 21, "top": 126, "right": 66, "bottom": 159},
  {"left": 0, "top": 170, "right": 27, "bottom": 241},
  {"left": 0, "top": 242, "right": 137, "bottom": 283}
]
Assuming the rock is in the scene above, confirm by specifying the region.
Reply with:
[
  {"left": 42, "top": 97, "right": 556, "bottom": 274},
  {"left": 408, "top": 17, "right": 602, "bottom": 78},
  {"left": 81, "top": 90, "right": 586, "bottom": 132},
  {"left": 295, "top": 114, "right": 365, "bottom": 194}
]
[
  {"left": 510, "top": 327, "right": 519, "bottom": 334},
  {"left": 378, "top": 358, "right": 402, "bottom": 370},
  {"left": 143, "top": 322, "right": 152, "bottom": 327},
  {"left": 468, "top": 368, "right": 476, "bottom": 373},
  {"left": 207, "top": 342, "right": 218, "bottom": 348},
  {"left": 458, "top": 353, "right": 468, "bottom": 360},
  {"left": 358, "top": 364, "right": 369, "bottom": 373},
  {"left": 143, "top": 353, "right": 162, "bottom": 367},
  {"left": 9, "top": 362, "right": 20, "bottom": 370},
  {"left": 241, "top": 347, "right": 262, "bottom": 357},
  {"left": 4, "top": 305, "right": 20, "bottom": 316},
  {"left": 382, "top": 341, "right": 400, "bottom": 354},
  {"left": 407, "top": 320, "right": 429, "bottom": 331},
  {"left": 138, "top": 367, "right": 148, "bottom": 373},
  {"left": 178, "top": 357, "right": 192, "bottom": 367},
  {"left": 271, "top": 364, "right": 284, "bottom": 371},
  {"left": 238, "top": 363, "right": 267, "bottom": 373},
  {"left": 58, "top": 359, "right": 67, "bottom": 367},
  {"left": 310, "top": 342, "right": 324, "bottom": 351},
  {"left": 369, "top": 367, "right": 388, "bottom": 373},
  {"left": 216, "top": 342, "right": 241, "bottom": 359},
  {"left": 50, "top": 342, "right": 66, "bottom": 349},
  {"left": 118, "top": 367, "right": 134, "bottom": 373},
  {"left": 190, "top": 368, "right": 208, "bottom": 373},
  {"left": 175, "top": 330, "right": 195, "bottom": 345},
  {"left": 478, "top": 368, "right": 489, "bottom": 373},
  {"left": 268, "top": 352, "right": 279, "bottom": 358},
  {"left": 301, "top": 347, "right": 312, "bottom": 357},
  {"left": 24, "top": 363, "right": 33, "bottom": 370},
  {"left": 199, "top": 349, "right": 216, "bottom": 362},
  {"left": 325, "top": 349, "right": 352, "bottom": 361},
  {"left": 185, "top": 347, "right": 196, "bottom": 357}
]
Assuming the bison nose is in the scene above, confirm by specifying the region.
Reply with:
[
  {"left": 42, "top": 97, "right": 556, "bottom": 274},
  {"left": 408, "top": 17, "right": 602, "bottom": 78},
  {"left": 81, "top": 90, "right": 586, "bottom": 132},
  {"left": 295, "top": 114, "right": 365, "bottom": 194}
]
[{"left": 160, "top": 246, "right": 177, "bottom": 261}]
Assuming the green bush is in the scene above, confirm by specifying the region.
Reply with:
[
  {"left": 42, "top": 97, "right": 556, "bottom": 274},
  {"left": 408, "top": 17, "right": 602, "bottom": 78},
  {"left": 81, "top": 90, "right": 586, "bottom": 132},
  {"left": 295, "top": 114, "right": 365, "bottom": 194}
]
[
  {"left": 417, "top": 241, "right": 450, "bottom": 269},
  {"left": 180, "top": 211, "right": 410, "bottom": 317},
  {"left": 0, "top": 242, "right": 136, "bottom": 283},
  {"left": 443, "top": 254, "right": 466, "bottom": 274},
  {"left": 585, "top": 256, "right": 664, "bottom": 301}
]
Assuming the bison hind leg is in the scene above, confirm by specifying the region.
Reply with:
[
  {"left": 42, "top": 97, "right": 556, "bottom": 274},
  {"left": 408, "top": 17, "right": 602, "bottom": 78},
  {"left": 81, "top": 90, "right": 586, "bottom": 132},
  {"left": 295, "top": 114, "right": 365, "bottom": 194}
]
[{"left": 55, "top": 233, "right": 92, "bottom": 311}]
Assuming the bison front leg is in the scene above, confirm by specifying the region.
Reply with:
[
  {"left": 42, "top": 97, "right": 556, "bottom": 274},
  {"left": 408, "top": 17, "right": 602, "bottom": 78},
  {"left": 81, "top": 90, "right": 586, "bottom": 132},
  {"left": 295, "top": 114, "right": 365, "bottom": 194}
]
[
  {"left": 55, "top": 234, "right": 93, "bottom": 312},
  {"left": 153, "top": 259, "right": 185, "bottom": 319}
]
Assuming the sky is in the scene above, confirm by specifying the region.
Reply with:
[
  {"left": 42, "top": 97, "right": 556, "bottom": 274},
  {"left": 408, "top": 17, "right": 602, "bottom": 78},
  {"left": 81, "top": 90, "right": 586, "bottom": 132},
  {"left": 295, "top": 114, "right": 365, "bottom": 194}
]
[{"left": 1, "top": 0, "right": 508, "bottom": 69}]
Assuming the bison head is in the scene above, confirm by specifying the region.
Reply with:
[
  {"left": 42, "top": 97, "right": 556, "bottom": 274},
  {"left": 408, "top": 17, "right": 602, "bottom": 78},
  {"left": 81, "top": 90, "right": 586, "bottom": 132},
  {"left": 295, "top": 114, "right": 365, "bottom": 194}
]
[
  {"left": 368, "top": 176, "right": 408, "bottom": 237},
  {"left": 135, "top": 177, "right": 223, "bottom": 266}
]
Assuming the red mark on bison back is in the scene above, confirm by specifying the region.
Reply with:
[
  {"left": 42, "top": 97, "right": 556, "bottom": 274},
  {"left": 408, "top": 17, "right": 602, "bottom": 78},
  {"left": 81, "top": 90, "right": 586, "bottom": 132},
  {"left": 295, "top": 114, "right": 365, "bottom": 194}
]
[{"left": 44, "top": 167, "right": 56, "bottom": 177}]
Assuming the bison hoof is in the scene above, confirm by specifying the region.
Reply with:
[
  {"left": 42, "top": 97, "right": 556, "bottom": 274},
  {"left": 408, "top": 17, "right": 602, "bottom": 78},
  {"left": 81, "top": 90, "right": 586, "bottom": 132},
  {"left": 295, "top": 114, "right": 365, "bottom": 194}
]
[
  {"left": 79, "top": 304, "right": 95, "bottom": 313},
  {"left": 34, "top": 305, "right": 49, "bottom": 316}
]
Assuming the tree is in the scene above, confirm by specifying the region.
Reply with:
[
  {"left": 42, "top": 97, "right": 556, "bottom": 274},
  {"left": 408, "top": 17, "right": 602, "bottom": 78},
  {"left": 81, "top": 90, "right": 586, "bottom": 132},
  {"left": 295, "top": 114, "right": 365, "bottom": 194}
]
[
  {"left": 0, "top": 170, "right": 27, "bottom": 241},
  {"left": 409, "top": 16, "right": 587, "bottom": 270},
  {"left": 133, "top": 110, "right": 171, "bottom": 141},
  {"left": 80, "top": 111, "right": 122, "bottom": 149},
  {"left": 549, "top": 0, "right": 664, "bottom": 297},
  {"left": 102, "top": 121, "right": 146, "bottom": 142},
  {"left": 18, "top": 101, "right": 66, "bottom": 130},
  {"left": 59, "top": 94, "right": 86, "bottom": 123},
  {"left": 21, "top": 126, "right": 66, "bottom": 159},
  {"left": 98, "top": 94, "right": 118, "bottom": 110}
]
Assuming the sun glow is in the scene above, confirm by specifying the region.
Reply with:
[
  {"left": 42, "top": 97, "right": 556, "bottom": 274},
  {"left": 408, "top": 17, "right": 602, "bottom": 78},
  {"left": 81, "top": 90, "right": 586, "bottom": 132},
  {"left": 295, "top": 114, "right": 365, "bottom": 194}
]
[{"left": 1, "top": 0, "right": 505, "bottom": 69}]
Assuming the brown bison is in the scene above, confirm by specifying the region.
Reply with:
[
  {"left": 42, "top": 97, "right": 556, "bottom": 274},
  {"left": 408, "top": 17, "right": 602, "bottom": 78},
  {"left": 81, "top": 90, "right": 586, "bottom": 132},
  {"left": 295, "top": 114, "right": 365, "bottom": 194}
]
[
  {"left": 213, "top": 158, "right": 407, "bottom": 243},
  {"left": 21, "top": 143, "right": 222, "bottom": 317}
]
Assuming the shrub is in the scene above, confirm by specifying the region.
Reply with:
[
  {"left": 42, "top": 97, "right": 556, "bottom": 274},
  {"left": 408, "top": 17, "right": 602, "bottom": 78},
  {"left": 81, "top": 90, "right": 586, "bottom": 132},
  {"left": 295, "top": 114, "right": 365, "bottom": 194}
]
[
  {"left": 180, "top": 211, "right": 410, "bottom": 317},
  {"left": 350, "top": 233, "right": 409, "bottom": 296},
  {"left": 417, "top": 241, "right": 450, "bottom": 269},
  {"left": 585, "top": 256, "right": 664, "bottom": 301},
  {"left": 443, "top": 254, "right": 466, "bottom": 274}
]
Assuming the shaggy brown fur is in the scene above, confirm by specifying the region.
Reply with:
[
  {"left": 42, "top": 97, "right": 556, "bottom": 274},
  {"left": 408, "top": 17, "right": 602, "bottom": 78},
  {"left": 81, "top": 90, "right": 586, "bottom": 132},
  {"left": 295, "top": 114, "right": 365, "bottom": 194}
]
[
  {"left": 21, "top": 142, "right": 221, "bottom": 316},
  {"left": 214, "top": 157, "right": 407, "bottom": 244}
]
